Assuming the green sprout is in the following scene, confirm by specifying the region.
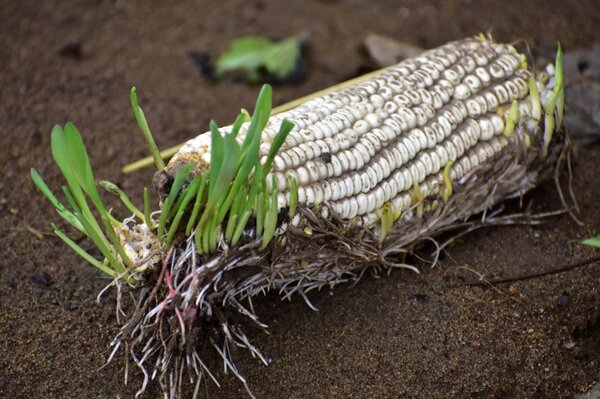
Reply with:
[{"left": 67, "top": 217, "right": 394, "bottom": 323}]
[
  {"left": 582, "top": 234, "right": 600, "bottom": 249},
  {"left": 31, "top": 124, "right": 132, "bottom": 278},
  {"left": 542, "top": 43, "right": 564, "bottom": 158},
  {"left": 188, "top": 84, "right": 295, "bottom": 254},
  {"left": 528, "top": 75, "right": 542, "bottom": 122},
  {"left": 157, "top": 163, "right": 194, "bottom": 242},
  {"left": 142, "top": 85, "right": 294, "bottom": 251},
  {"left": 442, "top": 160, "right": 454, "bottom": 203},
  {"left": 503, "top": 99, "right": 519, "bottom": 137},
  {"left": 260, "top": 175, "right": 279, "bottom": 250},
  {"left": 287, "top": 174, "right": 298, "bottom": 219},
  {"left": 32, "top": 84, "right": 296, "bottom": 282},
  {"left": 143, "top": 187, "right": 153, "bottom": 228},
  {"left": 379, "top": 202, "right": 394, "bottom": 242},
  {"left": 131, "top": 87, "right": 165, "bottom": 171},
  {"left": 412, "top": 181, "right": 425, "bottom": 218},
  {"left": 100, "top": 180, "right": 144, "bottom": 221}
]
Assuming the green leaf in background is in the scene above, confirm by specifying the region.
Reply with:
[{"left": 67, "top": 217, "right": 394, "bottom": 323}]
[
  {"left": 215, "top": 35, "right": 302, "bottom": 81},
  {"left": 582, "top": 235, "right": 600, "bottom": 249}
]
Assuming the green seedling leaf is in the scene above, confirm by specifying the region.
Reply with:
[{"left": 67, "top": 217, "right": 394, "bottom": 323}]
[
  {"left": 166, "top": 174, "right": 201, "bottom": 247},
  {"left": 225, "top": 186, "right": 246, "bottom": 243},
  {"left": 528, "top": 76, "right": 542, "bottom": 121},
  {"left": 30, "top": 168, "right": 84, "bottom": 232},
  {"left": 197, "top": 121, "right": 241, "bottom": 231},
  {"left": 231, "top": 164, "right": 264, "bottom": 246},
  {"left": 208, "top": 215, "right": 221, "bottom": 253},
  {"left": 131, "top": 87, "right": 165, "bottom": 171},
  {"left": 185, "top": 174, "right": 206, "bottom": 236},
  {"left": 61, "top": 186, "right": 81, "bottom": 214},
  {"left": 158, "top": 163, "right": 194, "bottom": 241},
  {"left": 555, "top": 43, "right": 564, "bottom": 96},
  {"left": 224, "top": 213, "right": 238, "bottom": 243},
  {"left": 202, "top": 204, "right": 220, "bottom": 254},
  {"left": 231, "top": 209, "right": 252, "bottom": 247},
  {"left": 213, "top": 85, "right": 272, "bottom": 225},
  {"left": 215, "top": 35, "right": 302, "bottom": 81},
  {"left": 557, "top": 88, "right": 565, "bottom": 128},
  {"left": 210, "top": 123, "right": 241, "bottom": 211},
  {"left": 52, "top": 224, "right": 117, "bottom": 277},
  {"left": 264, "top": 37, "right": 301, "bottom": 78},
  {"left": 100, "top": 180, "right": 144, "bottom": 221},
  {"left": 241, "top": 108, "right": 252, "bottom": 123},
  {"left": 48, "top": 124, "right": 130, "bottom": 272},
  {"left": 99, "top": 213, "right": 132, "bottom": 269},
  {"left": 262, "top": 119, "right": 294, "bottom": 175},
  {"left": 75, "top": 209, "right": 121, "bottom": 271},
  {"left": 230, "top": 112, "right": 247, "bottom": 139},
  {"left": 62, "top": 124, "right": 122, "bottom": 225},
  {"left": 255, "top": 191, "right": 265, "bottom": 237},
  {"left": 194, "top": 208, "right": 204, "bottom": 254},
  {"left": 62, "top": 123, "right": 132, "bottom": 266},
  {"left": 582, "top": 235, "right": 600, "bottom": 249},
  {"left": 143, "top": 187, "right": 153, "bottom": 229},
  {"left": 543, "top": 111, "right": 555, "bottom": 158},
  {"left": 553, "top": 43, "right": 565, "bottom": 127},
  {"left": 63, "top": 123, "right": 100, "bottom": 200},
  {"left": 243, "top": 84, "right": 272, "bottom": 148},
  {"left": 50, "top": 126, "right": 88, "bottom": 213},
  {"left": 260, "top": 175, "right": 279, "bottom": 250},
  {"left": 50, "top": 125, "right": 109, "bottom": 247},
  {"left": 184, "top": 84, "right": 292, "bottom": 255},
  {"left": 170, "top": 181, "right": 191, "bottom": 220},
  {"left": 542, "top": 43, "right": 564, "bottom": 158},
  {"left": 202, "top": 114, "right": 246, "bottom": 227},
  {"left": 288, "top": 174, "right": 298, "bottom": 219},
  {"left": 380, "top": 203, "right": 394, "bottom": 242},
  {"left": 208, "top": 120, "right": 225, "bottom": 199}
]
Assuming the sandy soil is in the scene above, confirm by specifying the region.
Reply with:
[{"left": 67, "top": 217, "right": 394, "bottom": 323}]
[{"left": 1, "top": 1, "right": 600, "bottom": 398}]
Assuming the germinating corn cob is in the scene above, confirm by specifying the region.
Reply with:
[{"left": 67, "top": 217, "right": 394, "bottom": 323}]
[
  {"left": 108, "top": 37, "right": 561, "bottom": 397},
  {"left": 129, "top": 38, "right": 564, "bottom": 398},
  {"left": 33, "top": 36, "right": 565, "bottom": 399}
]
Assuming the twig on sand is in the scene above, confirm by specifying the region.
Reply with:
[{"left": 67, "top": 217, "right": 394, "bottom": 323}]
[{"left": 457, "top": 254, "right": 600, "bottom": 287}]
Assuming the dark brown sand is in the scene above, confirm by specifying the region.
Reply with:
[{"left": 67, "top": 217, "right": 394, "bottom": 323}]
[{"left": 1, "top": 1, "right": 599, "bottom": 398}]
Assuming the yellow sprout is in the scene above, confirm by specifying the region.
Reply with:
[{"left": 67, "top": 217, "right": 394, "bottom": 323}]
[
  {"left": 557, "top": 89, "right": 565, "bottom": 128},
  {"left": 542, "top": 43, "right": 564, "bottom": 158},
  {"left": 379, "top": 203, "right": 394, "bottom": 242},
  {"left": 241, "top": 108, "right": 252, "bottom": 122},
  {"left": 412, "top": 182, "right": 425, "bottom": 218},
  {"left": 519, "top": 54, "right": 528, "bottom": 70},
  {"left": 528, "top": 75, "right": 541, "bottom": 121},
  {"left": 503, "top": 100, "right": 519, "bottom": 137},
  {"left": 442, "top": 161, "right": 454, "bottom": 202}
]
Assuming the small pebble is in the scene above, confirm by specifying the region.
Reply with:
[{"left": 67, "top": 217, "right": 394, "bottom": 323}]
[
  {"left": 31, "top": 271, "right": 52, "bottom": 286},
  {"left": 557, "top": 295, "right": 569, "bottom": 307},
  {"left": 563, "top": 341, "right": 576, "bottom": 349},
  {"left": 410, "top": 292, "right": 429, "bottom": 303},
  {"left": 58, "top": 40, "right": 83, "bottom": 59}
]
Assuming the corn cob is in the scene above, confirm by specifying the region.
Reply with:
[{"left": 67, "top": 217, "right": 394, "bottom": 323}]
[
  {"left": 112, "top": 37, "right": 561, "bottom": 398},
  {"left": 33, "top": 36, "right": 565, "bottom": 399}
]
